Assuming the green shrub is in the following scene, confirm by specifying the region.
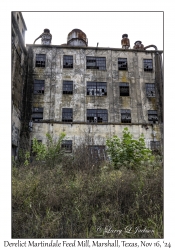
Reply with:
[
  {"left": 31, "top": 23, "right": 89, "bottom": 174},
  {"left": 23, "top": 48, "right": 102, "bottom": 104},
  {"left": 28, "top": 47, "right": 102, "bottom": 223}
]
[{"left": 106, "top": 127, "right": 154, "bottom": 170}]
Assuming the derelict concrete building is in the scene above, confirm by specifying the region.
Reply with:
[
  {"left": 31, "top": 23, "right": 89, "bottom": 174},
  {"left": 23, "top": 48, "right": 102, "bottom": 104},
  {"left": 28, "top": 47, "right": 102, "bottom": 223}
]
[
  {"left": 12, "top": 12, "right": 27, "bottom": 157},
  {"left": 23, "top": 28, "right": 163, "bottom": 155}
]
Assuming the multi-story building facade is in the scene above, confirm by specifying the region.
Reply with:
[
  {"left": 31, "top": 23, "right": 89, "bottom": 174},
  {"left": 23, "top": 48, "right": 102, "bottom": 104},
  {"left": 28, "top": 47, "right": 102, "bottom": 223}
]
[
  {"left": 12, "top": 12, "right": 27, "bottom": 157},
  {"left": 23, "top": 29, "right": 163, "bottom": 156}
]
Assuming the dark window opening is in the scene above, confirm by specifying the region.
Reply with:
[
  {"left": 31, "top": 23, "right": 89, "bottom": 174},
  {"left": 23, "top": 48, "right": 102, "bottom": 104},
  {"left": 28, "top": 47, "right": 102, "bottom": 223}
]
[
  {"left": 34, "top": 79, "right": 45, "bottom": 94},
  {"left": 88, "top": 145, "right": 106, "bottom": 161},
  {"left": 63, "top": 81, "right": 73, "bottom": 94},
  {"left": 148, "top": 110, "right": 158, "bottom": 123},
  {"left": 17, "top": 14, "right": 19, "bottom": 23},
  {"left": 150, "top": 141, "right": 160, "bottom": 152},
  {"left": 62, "top": 108, "right": 73, "bottom": 122},
  {"left": 121, "top": 109, "right": 131, "bottom": 123},
  {"left": 63, "top": 55, "right": 73, "bottom": 68},
  {"left": 144, "top": 59, "right": 153, "bottom": 72},
  {"left": 61, "top": 140, "right": 72, "bottom": 153},
  {"left": 32, "top": 107, "right": 43, "bottom": 122},
  {"left": 87, "top": 109, "right": 108, "bottom": 123},
  {"left": 146, "top": 83, "right": 155, "bottom": 97},
  {"left": 118, "top": 58, "right": 127, "bottom": 70},
  {"left": 87, "top": 82, "right": 107, "bottom": 96},
  {"left": 86, "top": 56, "right": 106, "bottom": 70},
  {"left": 35, "top": 54, "right": 46, "bottom": 67},
  {"left": 12, "top": 145, "right": 17, "bottom": 157},
  {"left": 120, "top": 83, "right": 129, "bottom": 96}
]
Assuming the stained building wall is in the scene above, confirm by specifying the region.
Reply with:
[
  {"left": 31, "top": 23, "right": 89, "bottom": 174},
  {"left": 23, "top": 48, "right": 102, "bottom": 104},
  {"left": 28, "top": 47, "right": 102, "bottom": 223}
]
[
  {"left": 12, "top": 12, "right": 27, "bottom": 157},
  {"left": 26, "top": 44, "right": 163, "bottom": 152}
]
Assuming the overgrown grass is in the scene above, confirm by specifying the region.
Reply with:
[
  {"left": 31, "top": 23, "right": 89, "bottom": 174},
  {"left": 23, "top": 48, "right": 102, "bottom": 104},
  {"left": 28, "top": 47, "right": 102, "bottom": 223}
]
[{"left": 12, "top": 153, "right": 163, "bottom": 239}]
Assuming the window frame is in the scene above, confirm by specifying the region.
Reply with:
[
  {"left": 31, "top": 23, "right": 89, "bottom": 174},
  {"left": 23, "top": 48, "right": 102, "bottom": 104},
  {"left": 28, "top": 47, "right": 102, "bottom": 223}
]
[
  {"left": 146, "top": 83, "right": 155, "bottom": 97},
  {"left": 88, "top": 145, "right": 106, "bottom": 160},
  {"left": 63, "top": 55, "right": 73, "bottom": 69},
  {"left": 119, "top": 82, "right": 129, "bottom": 96},
  {"left": 86, "top": 56, "right": 106, "bottom": 70},
  {"left": 87, "top": 81, "right": 107, "bottom": 96},
  {"left": 62, "top": 108, "right": 73, "bottom": 122},
  {"left": 61, "top": 140, "right": 72, "bottom": 153},
  {"left": 32, "top": 107, "right": 43, "bottom": 122},
  {"left": 118, "top": 58, "right": 128, "bottom": 71},
  {"left": 63, "top": 81, "right": 73, "bottom": 94},
  {"left": 87, "top": 109, "right": 108, "bottom": 123},
  {"left": 148, "top": 110, "right": 158, "bottom": 123},
  {"left": 143, "top": 59, "right": 153, "bottom": 72},
  {"left": 121, "top": 109, "right": 131, "bottom": 123},
  {"left": 35, "top": 54, "right": 46, "bottom": 68},
  {"left": 33, "top": 79, "right": 45, "bottom": 95}
]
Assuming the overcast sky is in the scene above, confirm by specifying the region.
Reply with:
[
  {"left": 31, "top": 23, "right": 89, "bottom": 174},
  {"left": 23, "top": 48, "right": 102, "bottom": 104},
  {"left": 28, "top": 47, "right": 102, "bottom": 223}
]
[{"left": 22, "top": 11, "right": 163, "bottom": 50}]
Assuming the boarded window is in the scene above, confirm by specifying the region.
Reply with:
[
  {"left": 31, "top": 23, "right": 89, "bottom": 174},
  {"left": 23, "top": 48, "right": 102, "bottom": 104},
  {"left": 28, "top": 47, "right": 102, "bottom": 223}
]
[
  {"left": 35, "top": 54, "right": 46, "bottom": 67},
  {"left": 86, "top": 56, "right": 106, "bottom": 70},
  {"left": 148, "top": 110, "right": 158, "bottom": 123},
  {"left": 63, "top": 55, "right": 73, "bottom": 68},
  {"left": 87, "top": 109, "right": 108, "bottom": 123},
  {"left": 118, "top": 58, "right": 127, "bottom": 70},
  {"left": 144, "top": 59, "right": 153, "bottom": 72},
  {"left": 62, "top": 108, "right": 73, "bottom": 122},
  {"left": 120, "top": 83, "right": 129, "bottom": 96},
  {"left": 121, "top": 109, "right": 131, "bottom": 123},
  {"left": 87, "top": 82, "right": 107, "bottom": 96},
  {"left": 34, "top": 79, "right": 45, "bottom": 94},
  {"left": 32, "top": 107, "right": 43, "bottom": 122},
  {"left": 146, "top": 83, "right": 155, "bottom": 97},
  {"left": 61, "top": 140, "right": 72, "bottom": 153},
  {"left": 63, "top": 81, "right": 73, "bottom": 94}
]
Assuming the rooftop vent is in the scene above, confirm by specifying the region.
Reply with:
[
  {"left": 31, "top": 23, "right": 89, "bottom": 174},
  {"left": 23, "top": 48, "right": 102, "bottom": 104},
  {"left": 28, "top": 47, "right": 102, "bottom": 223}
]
[
  {"left": 121, "top": 34, "right": 130, "bottom": 49},
  {"left": 67, "top": 29, "right": 88, "bottom": 47}
]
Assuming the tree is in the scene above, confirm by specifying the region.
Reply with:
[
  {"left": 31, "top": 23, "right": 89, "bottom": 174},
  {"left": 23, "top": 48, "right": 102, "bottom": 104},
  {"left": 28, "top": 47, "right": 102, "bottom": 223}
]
[{"left": 106, "top": 127, "right": 153, "bottom": 170}]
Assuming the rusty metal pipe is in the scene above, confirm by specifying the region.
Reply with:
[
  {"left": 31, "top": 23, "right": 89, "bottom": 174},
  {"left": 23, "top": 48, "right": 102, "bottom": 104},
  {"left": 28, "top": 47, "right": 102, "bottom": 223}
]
[{"left": 144, "top": 45, "right": 157, "bottom": 50}]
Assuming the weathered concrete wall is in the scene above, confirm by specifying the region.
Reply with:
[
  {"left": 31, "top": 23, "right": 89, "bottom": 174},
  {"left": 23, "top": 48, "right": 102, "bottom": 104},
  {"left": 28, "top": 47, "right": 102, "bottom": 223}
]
[
  {"left": 27, "top": 45, "right": 163, "bottom": 151},
  {"left": 12, "top": 12, "right": 27, "bottom": 156}
]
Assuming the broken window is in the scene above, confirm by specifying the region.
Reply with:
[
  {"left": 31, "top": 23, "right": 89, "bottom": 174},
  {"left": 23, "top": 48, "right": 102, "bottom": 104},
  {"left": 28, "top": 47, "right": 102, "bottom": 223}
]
[
  {"left": 150, "top": 141, "right": 160, "bottom": 152},
  {"left": 61, "top": 140, "right": 72, "bottom": 153},
  {"left": 35, "top": 54, "right": 46, "bottom": 67},
  {"left": 62, "top": 108, "right": 73, "bottom": 122},
  {"left": 32, "top": 107, "right": 43, "bottom": 122},
  {"left": 63, "top": 55, "right": 73, "bottom": 68},
  {"left": 87, "top": 82, "right": 107, "bottom": 96},
  {"left": 121, "top": 109, "right": 131, "bottom": 123},
  {"left": 86, "top": 56, "right": 106, "bottom": 70},
  {"left": 34, "top": 79, "right": 45, "bottom": 94},
  {"left": 146, "top": 83, "right": 155, "bottom": 97},
  {"left": 144, "top": 59, "right": 153, "bottom": 72},
  {"left": 148, "top": 110, "right": 158, "bottom": 123},
  {"left": 63, "top": 81, "right": 73, "bottom": 94},
  {"left": 120, "top": 83, "right": 129, "bottom": 96},
  {"left": 118, "top": 58, "right": 127, "bottom": 70},
  {"left": 88, "top": 145, "right": 106, "bottom": 161},
  {"left": 87, "top": 109, "right": 108, "bottom": 123}
]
